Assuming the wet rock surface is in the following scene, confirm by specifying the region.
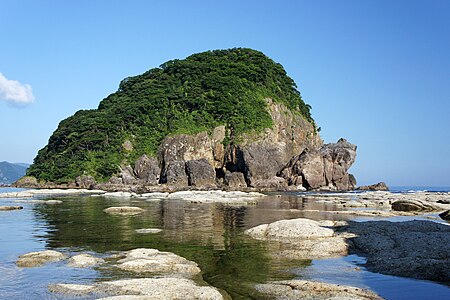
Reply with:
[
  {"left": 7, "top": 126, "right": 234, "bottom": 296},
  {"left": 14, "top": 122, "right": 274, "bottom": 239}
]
[
  {"left": 391, "top": 199, "right": 441, "bottom": 212},
  {"left": 341, "top": 220, "right": 450, "bottom": 282},
  {"left": 439, "top": 210, "right": 450, "bottom": 220},
  {"left": 16, "top": 250, "right": 66, "bottom": 267},
  {"left": 256, "top": 280, "right": 382, "bottom": 300}
]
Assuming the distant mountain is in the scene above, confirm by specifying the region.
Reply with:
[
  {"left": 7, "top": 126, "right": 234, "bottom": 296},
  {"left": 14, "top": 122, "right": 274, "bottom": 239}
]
[{"left": 0, "top": 162, "right": 29, "bottom": 184}]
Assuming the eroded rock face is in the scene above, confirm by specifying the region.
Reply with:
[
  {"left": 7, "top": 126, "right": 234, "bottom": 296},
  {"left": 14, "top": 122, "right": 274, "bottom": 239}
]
[
  {"left": 17, "top": 250, "right": 66, "bottom": 267},
  {"left": 185, "top": 159, "right": 216, "bottom": 187},
  {"left": 256, "top": 280, "right": 382, "bottom": 300},
  {"left": 134, "top": 154, "right": 160, "bottom": 185},
  {"left": 75, "top": 175, "right": 96, "bottom": 189},
  {"left": 278, "top": 138, "right": 357, "bottom": 190}
]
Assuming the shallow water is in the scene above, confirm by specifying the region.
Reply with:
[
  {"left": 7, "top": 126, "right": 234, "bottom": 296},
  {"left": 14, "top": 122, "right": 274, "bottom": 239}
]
[{"left": 0, "top": 188, "right": 449, "bottom": 299}]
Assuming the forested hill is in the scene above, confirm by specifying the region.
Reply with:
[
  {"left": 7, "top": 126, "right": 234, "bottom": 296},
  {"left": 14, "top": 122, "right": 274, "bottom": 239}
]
[
  {"left": 27, "top": 48, "right": 316, "bottom": 183},
  {"left": 0, "top": 162, "right": 29, "bottom": 184}
]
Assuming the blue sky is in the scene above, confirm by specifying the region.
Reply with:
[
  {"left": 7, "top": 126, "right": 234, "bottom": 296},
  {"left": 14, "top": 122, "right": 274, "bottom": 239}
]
[{"left": 0, "top": 0, "right": 449, "bottom": 186}]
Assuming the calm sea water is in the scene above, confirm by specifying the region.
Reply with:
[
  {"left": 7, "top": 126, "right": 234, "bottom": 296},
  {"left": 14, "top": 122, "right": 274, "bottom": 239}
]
[{"left": 0, "top": 187, "right": 448, "bottom": 299}]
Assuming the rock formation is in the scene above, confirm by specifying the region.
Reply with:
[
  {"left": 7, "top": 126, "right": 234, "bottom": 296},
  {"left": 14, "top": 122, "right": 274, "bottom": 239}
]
[
  {"left": 357, "top": 182, "right": 389, "bottom": 191},
  {"left": 278, "top": 138, "right": 357, "bottom": 190}
]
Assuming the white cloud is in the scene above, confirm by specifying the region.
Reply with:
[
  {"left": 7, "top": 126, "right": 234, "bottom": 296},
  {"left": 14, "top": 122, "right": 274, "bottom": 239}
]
[{"left": 0, "top": 73, "right": 35, "bottom": 105}]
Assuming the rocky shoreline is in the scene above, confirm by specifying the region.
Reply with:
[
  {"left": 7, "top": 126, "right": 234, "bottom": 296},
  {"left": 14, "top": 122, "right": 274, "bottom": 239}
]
[{"left": 2, "top": 187, "right": 450, "bottom": 299}]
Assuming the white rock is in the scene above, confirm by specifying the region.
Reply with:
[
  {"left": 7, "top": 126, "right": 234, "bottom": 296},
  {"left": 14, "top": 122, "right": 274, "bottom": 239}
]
[
  {"left": 135, "top": 228, "right": 162, "bottom": 234},
  {"left": 104, "top": 207, "right": 144, "bottom": 215},
  {"left": 68, "top": 253, "right": 104, "bottom": 268}
]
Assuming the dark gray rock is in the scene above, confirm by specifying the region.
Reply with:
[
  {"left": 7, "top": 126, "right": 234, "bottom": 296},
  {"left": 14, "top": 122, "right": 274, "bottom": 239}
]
[
  {"left": 439, "top": 210, "right": 450, "bottom": 221},
  {"left": 134, "top": 155, "right": 160, "bottom": 185},
  {"left": 162, "top": 161, "right": 188, "bottom": 186},
  {"left": 343, "top": 220, "right": 450, "bottom": 282},
  {"left": 223, "top": 171, "right": 247, "bottom": 188},
  {"left": 357, "top": 182, "right": 389, "bottom": 191},
  {"left": 185, "top": 159, "right": 216, "bottom": 187},
  {"left": 75, "top": 175, "right": 96, "bottom": 189}
]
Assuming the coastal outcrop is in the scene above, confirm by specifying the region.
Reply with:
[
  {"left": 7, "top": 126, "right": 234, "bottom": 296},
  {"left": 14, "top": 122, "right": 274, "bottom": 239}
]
[
  {"left": 357, "top": 182, "right": 389, "bottom": 191},
  {"left": 278, "top": 138, "right": 357, "bottom": 190}
]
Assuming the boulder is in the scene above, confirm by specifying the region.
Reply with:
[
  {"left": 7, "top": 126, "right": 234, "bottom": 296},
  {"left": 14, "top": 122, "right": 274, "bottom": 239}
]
[
  {"left": 439, "top": 210, "right": 450, "bottom": 221},
  {"left": 185, "top": 158, "right": 216, "bottom": 187},
  {"left": 75, "top": 175, "right": 96, "bottom": 189},
  {"left": 256, "top": 280, "right": 382, "bottom": 300},
  {"left": 391, "top": 200, "right": 440, "bottom": 212},
  {"left": 162, "top": 161, "right": 188, "bottom": 186},
  {"left": 118, "top": 165, "right": 137, "bottom": 185},
  {"left": 17, "top": 250, "right": 66, "bottom": 267},
  {"left": 134, "top": 154, "right": 160, "bottom": 185},
  {"left": 278, "top": 138, "right": 357, "bottom": 190},
  {"left": 223, "top": 171, "right": 247, "bottom": 188},
  {"left": 68, "top": 254, "right": 104, "bottom": 268},
  {"left": 357, "top": 182, "right": 389, "bottom": 191}
]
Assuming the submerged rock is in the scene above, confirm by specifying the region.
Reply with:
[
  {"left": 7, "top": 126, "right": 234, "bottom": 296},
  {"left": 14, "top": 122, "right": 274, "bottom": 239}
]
[
  {"left": 135, "top": 228, "right": 163, "bottom": 234},
  {"left": 17, "top": 250, "right": 66, "bottom": 267},
  {"left": 50, "top": 278, "right": 223, "bottom": 300},
  {"left": 103, "top": 206, "right": 144, "bottom": 215},
  {"left": 256, "top": 280, "right": 382, "bottom": 300},
  {"left": 68, "top": 254, "right": 105, "bottom": 268},
  {"left": 115, "top": 248, "right": 201, "bottom": 275},
  {"left": 0, "top": 205, "right": 23, "bottom": 211}
]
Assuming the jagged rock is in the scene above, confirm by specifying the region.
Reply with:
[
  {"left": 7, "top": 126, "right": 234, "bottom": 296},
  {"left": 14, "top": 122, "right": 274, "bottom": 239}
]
[
  {"left": 223, "top": 171, "right": 247, "bottom": 188},
  {"left": 108, "top": 176, "right": 123, "bottom": 185},
  {"left": 0, "top": 206, "right": 23, "bottom": 211},
  {"left": 134, "top": 154, "right": 160, "bottom": 185},
  {"left": 357, "top": 182, "right": 389, "bottom": 191},
  {"left": 439, "top": 210, "right": 450, "bottom": 220},
  {"left": 118, "top": 165, "right": 137, "bottom": 185},
  {"left": 256, "top": 280, "right": 382, "bottom": 300},
  {"left": 391, "top": 200, "right": 440, "bottom": 212},
  {"left": 162, "top": 161, "right": 188, "bottom": 186},
  {"left": 104, "top": 206, "right": 144, "bottom": 215},
  {"left": 68, "top": 254, "right": 104, "bottom": 268},
  {"left": 17, "top": 250, "right": 66, "bottom": 267},
  {"left": 185, "top": 158, "right": 216, "bottom": 187},
  {"left": 75, "top": 175, "right": 96, "bottom": 189},
  {"left": 278, "top": 138, "right": 357, "bottom": 190}
]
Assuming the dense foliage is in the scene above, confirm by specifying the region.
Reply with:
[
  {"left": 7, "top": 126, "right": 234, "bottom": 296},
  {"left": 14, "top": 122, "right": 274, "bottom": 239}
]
[{"left": 27, "top": 48, "right": 315, "bottom": 183}]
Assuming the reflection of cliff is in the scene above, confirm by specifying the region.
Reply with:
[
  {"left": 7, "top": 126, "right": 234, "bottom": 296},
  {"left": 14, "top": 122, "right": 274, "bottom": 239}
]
[{"left": 159, "top": 200, "right": 249, "bottom": 250}]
